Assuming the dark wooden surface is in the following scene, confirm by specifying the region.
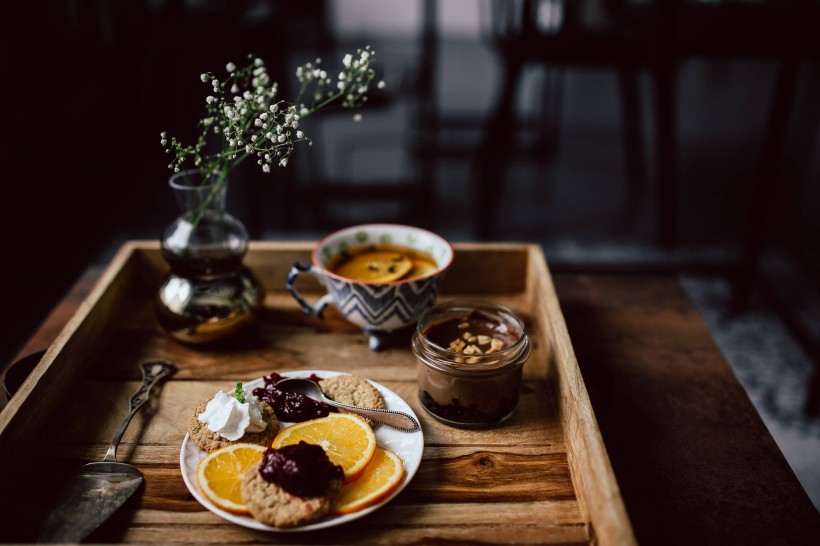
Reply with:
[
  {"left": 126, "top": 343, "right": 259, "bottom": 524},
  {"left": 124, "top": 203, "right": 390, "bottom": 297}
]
[
  {"left": 3, "top": 267, "right": 819, "bottom": 545},
  {"left": 554, "top": 273, "right": 820, "bottom": 545}
]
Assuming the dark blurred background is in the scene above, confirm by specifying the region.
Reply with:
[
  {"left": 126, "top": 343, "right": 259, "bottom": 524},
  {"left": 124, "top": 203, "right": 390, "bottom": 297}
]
[{"left": 1, "top": 0, "right": 819, "bottom": 508}]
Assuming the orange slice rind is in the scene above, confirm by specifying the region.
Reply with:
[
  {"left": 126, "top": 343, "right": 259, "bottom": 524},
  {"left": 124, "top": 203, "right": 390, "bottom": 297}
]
[
  {"left": 195, "top": 443, "right": 266, "bottom": 514},
  {"left": 332, "top": 446, "right": 405, "bottom": 514}
]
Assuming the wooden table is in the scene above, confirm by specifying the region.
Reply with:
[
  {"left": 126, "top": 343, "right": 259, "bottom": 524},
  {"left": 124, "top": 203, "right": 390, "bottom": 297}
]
[{"left": 2, "top": 249, "right": 819, "bottom": 545}]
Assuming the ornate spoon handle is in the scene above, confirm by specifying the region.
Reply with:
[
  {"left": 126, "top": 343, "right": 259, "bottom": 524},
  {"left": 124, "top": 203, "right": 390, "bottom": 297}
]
[{"left": 326, "top": 399, "right": 420, "bottom": 432}]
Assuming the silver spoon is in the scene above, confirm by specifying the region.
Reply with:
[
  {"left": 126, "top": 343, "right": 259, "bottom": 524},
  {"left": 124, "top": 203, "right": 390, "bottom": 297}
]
[{"left": 275, "top": 377, "right": 421, "bottom": 433}]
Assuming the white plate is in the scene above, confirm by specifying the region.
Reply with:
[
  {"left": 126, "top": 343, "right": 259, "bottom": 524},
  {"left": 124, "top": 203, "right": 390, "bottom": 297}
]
[{"left": 179, "top": 370, "right": 424, "bottom": 532}]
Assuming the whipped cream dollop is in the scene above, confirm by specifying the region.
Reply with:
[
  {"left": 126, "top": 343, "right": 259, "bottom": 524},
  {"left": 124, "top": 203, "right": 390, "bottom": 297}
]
[{"left": 198, "top": 390, "right": 267, "bottom": 441}]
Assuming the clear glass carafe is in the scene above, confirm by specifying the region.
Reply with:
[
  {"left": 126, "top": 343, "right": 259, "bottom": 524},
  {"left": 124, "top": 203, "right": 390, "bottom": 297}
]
[{"left": 156, "top": 169, "right": 264, "bottom": 344}]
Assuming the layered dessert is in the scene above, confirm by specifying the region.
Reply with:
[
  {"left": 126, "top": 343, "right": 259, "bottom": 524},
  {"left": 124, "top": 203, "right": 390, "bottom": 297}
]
[{"left": 413, "top": 301, "right": 530, "bottom": 428}]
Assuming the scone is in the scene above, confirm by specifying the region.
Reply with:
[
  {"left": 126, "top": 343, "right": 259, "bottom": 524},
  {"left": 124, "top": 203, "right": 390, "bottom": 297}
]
[
  {"left": 318, "top": 375, "right": 385, "bottom": 426},
  {"left": 241, "top": 442, "right": 345, "bottom": 528},
  {"left": 241, "top": 462, "right": 342, "bottom": 528},
  {"left": 188, "top": 396, "right": 280, "bottom": 453}
]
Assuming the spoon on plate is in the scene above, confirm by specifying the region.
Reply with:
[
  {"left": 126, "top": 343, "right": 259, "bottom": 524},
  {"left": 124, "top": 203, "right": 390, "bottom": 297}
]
[{"left": 276, "top": 377, "right": 421, "bottom": 433}]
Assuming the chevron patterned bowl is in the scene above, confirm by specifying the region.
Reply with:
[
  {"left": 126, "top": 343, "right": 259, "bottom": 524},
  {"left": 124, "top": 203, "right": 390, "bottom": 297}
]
[{"left": 287, "top": 224, "right": 454, "bottom": 351}]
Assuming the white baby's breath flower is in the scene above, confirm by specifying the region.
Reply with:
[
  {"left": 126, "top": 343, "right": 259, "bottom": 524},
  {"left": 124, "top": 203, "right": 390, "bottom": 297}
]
[{"left": 162, "top": 47, "right": 379, "bottom": 221}]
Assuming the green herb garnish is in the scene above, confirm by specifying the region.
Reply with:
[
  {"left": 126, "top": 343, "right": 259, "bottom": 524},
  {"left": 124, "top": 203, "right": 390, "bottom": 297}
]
[{"left": 234, "top": 382, "right": 246, "bottom": 404}]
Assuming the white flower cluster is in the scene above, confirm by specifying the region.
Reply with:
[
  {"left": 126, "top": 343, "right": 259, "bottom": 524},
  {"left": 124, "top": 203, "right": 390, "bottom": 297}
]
[{"left": 161, "top": 46, "right": 383, "bottom": 184}]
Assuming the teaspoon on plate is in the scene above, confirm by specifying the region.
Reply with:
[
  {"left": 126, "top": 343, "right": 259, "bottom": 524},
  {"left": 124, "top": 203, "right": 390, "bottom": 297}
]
[{"left": 275, "top": 377, "right": 420, "bottom": 433}]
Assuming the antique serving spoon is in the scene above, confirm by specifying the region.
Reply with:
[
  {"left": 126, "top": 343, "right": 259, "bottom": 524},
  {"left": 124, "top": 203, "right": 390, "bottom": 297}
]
[
  {"left": 37, "top": 359, "right": 177, "bottom": 543},
  {"left": 275, "top": 377, "right": 420, "bottom": 433}
]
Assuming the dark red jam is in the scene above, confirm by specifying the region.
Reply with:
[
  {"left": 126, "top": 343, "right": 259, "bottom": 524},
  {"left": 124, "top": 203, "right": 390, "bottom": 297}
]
[
  {"left": 258, "top": 442, "right": 344, "bottom": 498},
  {"left": 253, "top": 373, "right": 337, "bottom": 422}
]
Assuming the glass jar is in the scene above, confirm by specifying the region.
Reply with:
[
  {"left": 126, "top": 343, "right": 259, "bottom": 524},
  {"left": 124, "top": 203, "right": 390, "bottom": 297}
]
[{"left": 411, "top": 299, "right": 530, "bottom": 428}]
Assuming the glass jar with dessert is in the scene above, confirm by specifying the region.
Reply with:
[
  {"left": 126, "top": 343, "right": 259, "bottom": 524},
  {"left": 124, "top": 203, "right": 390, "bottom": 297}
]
[{"left": 411, "top": 299, "right": 530, "bottom": 428}]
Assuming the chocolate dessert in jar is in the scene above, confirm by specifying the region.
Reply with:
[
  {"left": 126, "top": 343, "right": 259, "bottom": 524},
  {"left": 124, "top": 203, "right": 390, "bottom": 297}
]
[{"left": 412, "top": 299, "right": 530, "bottom": 428}]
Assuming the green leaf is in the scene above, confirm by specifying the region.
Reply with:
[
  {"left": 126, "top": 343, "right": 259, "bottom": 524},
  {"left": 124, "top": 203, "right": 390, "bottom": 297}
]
[{"left": 234, "top": 381, "right": 245, "bottom": 404}]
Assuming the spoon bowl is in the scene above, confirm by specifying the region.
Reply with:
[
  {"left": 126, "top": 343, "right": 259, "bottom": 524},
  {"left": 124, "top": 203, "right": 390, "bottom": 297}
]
[{"left": 275, "top": 377, "right": 420, "bottom": 432}]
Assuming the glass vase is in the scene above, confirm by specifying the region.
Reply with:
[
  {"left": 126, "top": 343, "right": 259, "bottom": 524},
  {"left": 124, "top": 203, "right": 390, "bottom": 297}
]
[{"left": 155, "top": 169, "right": 264, "bottom": 344}]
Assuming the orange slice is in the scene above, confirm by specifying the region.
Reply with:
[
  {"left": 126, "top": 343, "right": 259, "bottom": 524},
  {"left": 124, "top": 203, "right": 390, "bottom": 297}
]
[
  {"left": 335, "top": 251, "right": 413, "bottom": 283},
  {"left": 332, "top": 447, "right": 405, "bottom": 514},
  {"left": 195, "top": 443, "right": 266, "bottom": 514},
  {"left": 271, "top": 413, "right": 376, "bottom": 482},
  {"left": 408, "top": 258, "right": 438, "bottom": 279}
]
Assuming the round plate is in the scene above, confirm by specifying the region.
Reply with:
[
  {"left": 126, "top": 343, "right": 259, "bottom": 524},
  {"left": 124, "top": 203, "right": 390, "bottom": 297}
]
[{"left": 179, "top": 370, "right": 424, "bottom": 531}]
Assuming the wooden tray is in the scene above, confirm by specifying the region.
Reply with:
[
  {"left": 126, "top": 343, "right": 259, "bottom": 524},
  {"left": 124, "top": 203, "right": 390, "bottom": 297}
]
[{"left": 0, "top": 241, "right": 635, "bottom": 545}]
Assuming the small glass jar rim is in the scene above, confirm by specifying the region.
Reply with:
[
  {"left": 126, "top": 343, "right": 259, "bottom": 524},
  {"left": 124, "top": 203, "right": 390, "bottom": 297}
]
[{"left": 414, "top": 299, "right": 530, "bottom": 374}]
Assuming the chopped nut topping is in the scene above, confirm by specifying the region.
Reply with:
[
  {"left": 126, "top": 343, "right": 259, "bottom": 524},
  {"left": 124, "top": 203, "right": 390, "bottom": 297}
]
[
  {"left": 466, "top": 356, "right": 481, "bottom": 364},
  {"left": 458, "top": 321, "right": 470, "bottom": 329},
  {"left": 446, "top": 334, "right": 510, "bottom": 355},
  {"left": 463, "top": 344, "right": 482, "bottom": 355},
  {"left": 448, "top": 338, "right": 466, "bottom": 352}
]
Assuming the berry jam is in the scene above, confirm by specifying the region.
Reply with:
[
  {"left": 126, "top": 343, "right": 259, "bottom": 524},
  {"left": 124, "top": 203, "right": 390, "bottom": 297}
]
[
  {"left": 253, "top": 373, "right": 337, "bottom": 422},
  {"left": 258, "top": 442, "right": 344, "bottom": 498}
]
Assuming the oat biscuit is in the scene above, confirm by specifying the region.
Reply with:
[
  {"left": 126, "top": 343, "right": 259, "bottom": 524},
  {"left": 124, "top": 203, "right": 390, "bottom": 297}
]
[
  {"left": 187, "top": 398, "right": 279, "bottom": 453},
  {"left": 318, "top": 375, "right": 385, "bottom": 426},
  {"left": 241, "top": 463, "right": 342, "bottom": 528}
]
